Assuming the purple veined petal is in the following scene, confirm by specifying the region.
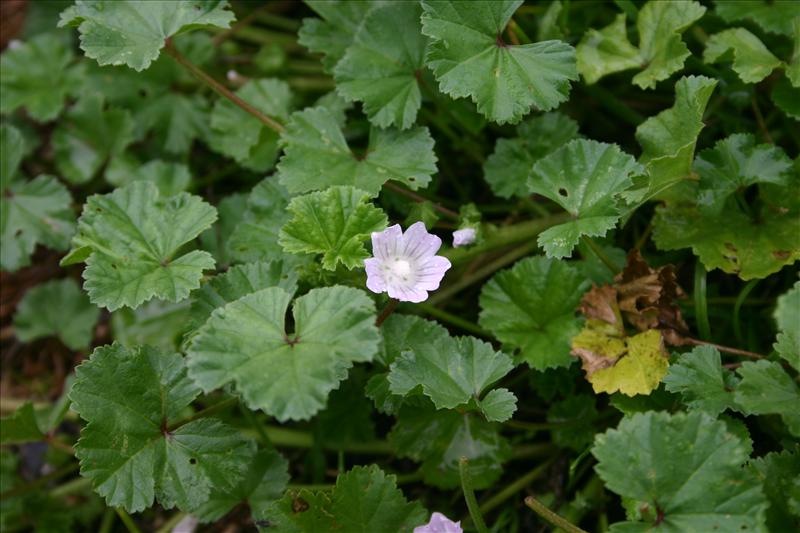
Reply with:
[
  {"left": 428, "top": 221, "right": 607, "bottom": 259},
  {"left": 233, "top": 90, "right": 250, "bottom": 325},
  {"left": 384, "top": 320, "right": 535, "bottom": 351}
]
[
  {"left": 452, "top": 228, "right": 476, "bottom": 247},
  {"left": 371, "top": 224, "right": 403, "bottom": 260},
  {"left": 414, "top": 256, "right": 452, "bottom": 290},
  {"left": 413, "top": 512, "right": 463, "bottom": 533},
  {"left": 364, "top": 258, "right": 387, "bottom": 294},
  {"left": 387, "top": 282, "right": 429, "bottom": 303},
  {"left": 402, "top": 221, "right": 443, "bottom": 260}
]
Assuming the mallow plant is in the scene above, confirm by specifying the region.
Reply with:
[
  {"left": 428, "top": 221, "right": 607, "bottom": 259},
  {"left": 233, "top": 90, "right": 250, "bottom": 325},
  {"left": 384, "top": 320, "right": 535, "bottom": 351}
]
[{"left": 1, "top": 1, "right": 799, "bottom": 531}]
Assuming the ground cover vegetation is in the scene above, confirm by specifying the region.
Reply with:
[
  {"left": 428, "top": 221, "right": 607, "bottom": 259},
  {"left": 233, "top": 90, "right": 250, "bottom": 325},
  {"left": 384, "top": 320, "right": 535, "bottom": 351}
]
[{"left": 0, "top": 1, "right": 798, "bottom": 532}]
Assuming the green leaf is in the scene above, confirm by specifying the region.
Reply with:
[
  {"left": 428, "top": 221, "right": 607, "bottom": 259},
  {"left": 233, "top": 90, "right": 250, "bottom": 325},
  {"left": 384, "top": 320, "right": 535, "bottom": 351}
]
[
  {"left": 111, "top": 299, "right": 191, "bottom": 352},
  {"left": 0, "top": 123, "right": 24, "bottom": 192},
  {"left": 0, "top": 402, "right": 44, "bottom": 445},
  {"left": 13, "top": 278, "right": 99, "bottom": 350},
  {"left": 479, "top": 256, "right": 590, "bottom": 370},
  {"left": 52, "top": 94, "right": 135, "bottom": 185},
  {"left": 662, "top": 345, "right": 739, "bottom": 415},
  {"left": 67, "top": 181, "right": 218, "bottom": 310},
  {"left": 264, "top": 465, "right": 427, "bottom": 532},
  {"left": 0, "top": 33, "right": 83, "bottom": 121},
  {"left": 715, "top": 0, "right": 799, "bottom": 37},
  {"left": 750, "top": 449, "right": 800, "bottom": 531},
  {"left": 774, "top": 281, "right": 800, "bottom": 371},
  {"left": 695, "top": 133, "right": 792, "bottom": 215},
  {"left": 187, "top": 286, "right": 379, "bottom": 421},
  {"left": 576, "top": 14, "right": 639, "bottom": 85},
  {"left": 478, "top": 388, "right": 518, "bottom": 423},
  {"left": 735, "top": 360, "right": 800, "bottom": 436},
  {"left": 389, "top": 398, "right": 511, "bottom": 489},
  {"left": 652, "top": 180, "right": 800, "bottom": 280},
  {"left": 704, "top": 28, "right": 784, "bottom": 83},
  {"left": 528, "top": 139, "right": 642, "bottom": 258},
  {"left": 572, "top": 325, "right": 669, "bottom": 396},
  {"left": 1, "top": 124, "right": 76, "bottom": 273},
  {"left": 106, "top": 157, "right": 192, "bottom": 196},
  {"left": 136, "top": 93, "right": 210, "bottom": 155},
  {"left": 189, "top": 260, "right": 298, "bottom": 331},
  {"left": 199, "top": 192, "right": 247, "bottom": 268},
  {"left": 70, "top": 344, "right": 254, "bottom": 513},
  {"left": 208, "top": 79, "right": 292, "bottom": 171},
  {"left": 334, "top": 2, "right": 427, "bottom": 129},
  {"left": 314, "top": 378, "right": 377, "bottom": 449},
  {"left": 379, "top": 314, "right": 451, "bottom": 366},
  {"left": 483, "top": 112, "right": 580, "bottom": 198},
  {"left": 279, "top": 186, "right": 387, "bottom": 270},
  {"left": 58, "top": 0, "right": 235, "bottom": 71},
  {"left": 277, "top": 107, "right": 437, "bottom": 196},
  {"left": 772, "top": 77, "right": 800, "bottom": 119},
  {"left": 227, "top": 179, "right": 291, "bottom": 264},
  {"left": 627, "top": 75, "right": 717, "bottom": 203},
  {"left": 297, "top": 0, "right": 377, "bottom": 73},
  {"left": 388, "top": 335, "right": 516, "bottom": 421},
  {"left": 421, "top": 0, "right": 577, "bottom": 124},
  {"left": 547, "top": 395, "right": 600, "bottom": 451},
  {"left": 368, "top": 315, "right": 450, "bottom": 415},
  {"left": 194, "top": 449, "right": 289, "bottom": 523},
  {"left": 576, "top": 1, "right": 706, "bottom": 89},
  {"left": 593, "top": 411, "right": 767, "bottom": 532}
]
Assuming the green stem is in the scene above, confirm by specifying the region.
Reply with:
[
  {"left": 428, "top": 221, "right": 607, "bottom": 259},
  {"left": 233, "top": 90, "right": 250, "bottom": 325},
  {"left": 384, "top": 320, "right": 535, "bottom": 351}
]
[
  {"left": 240, "top": 426, "right": 393, "bottom": 454},
  {"left": 0, "top": 463, "right": 78, "bottom": 501},
  {"left": 430, "top": 240, "right": 540, "bottom": 305},
  {"left": 168, "top": 396, "right": 239, "bottom": 431},
  {"left": 383, "top": 181, "right": 460, "bottom": 220},
  {"left": 115, "top": 508, "right": 141, "bottom": 533},
  {"left": 479, "top": 458, "right": 555, "bottom": 515},
  {"left": 581, "top": 236, "right": 620, "bottom": 274},
  {"left": 288, "top": 483, "right": 334, "bottom": 491},
  {"left": 155, "top": 513, "right": 187, "bottom": 533},
  {"left": 459, "top": 458, "right": 489, "bottom": 533},
  {"left": 50, "top": 477, "right": 91, "bottom": 498},
  {"left": 733, "top": 280, "right": 759, "bottom": 347},
  {"left": 443, "top": 214, "right": 570, "bottom": 266},
  {"left": 693, "top": 261, "right": 711, "bottom": 340},
  {"left": 580, "top": 84, "right": 645, "bottom": 126},
  {"left": 98, "top": 507, "right": 115, "bottom": 533},
  {"left": 511, "top": 443, "right": 556, "bottom": 460},
  {"left": 240, "top": 404, "right": 272, "bottom": 446},
  {"left": 164, "top": 39, "right": 285, "bottom": 133},
  {"left": 223, "top": 26, "right": 301, "bottom": 50},
  {"left": 524, "top": 496, "right": 588, "bottom": 533},
  {"left": 413, "top": 303, "right": 492, "bottom": 337}
]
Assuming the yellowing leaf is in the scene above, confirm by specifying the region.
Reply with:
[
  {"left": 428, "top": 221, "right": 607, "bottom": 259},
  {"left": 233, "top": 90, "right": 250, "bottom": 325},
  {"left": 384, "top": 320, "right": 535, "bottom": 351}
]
[
  {"left": 572, "top": 322, "right": 669, "bottom": 396},
  {"left": 589, "top": 330, "right": 669, "bottom": 396}
]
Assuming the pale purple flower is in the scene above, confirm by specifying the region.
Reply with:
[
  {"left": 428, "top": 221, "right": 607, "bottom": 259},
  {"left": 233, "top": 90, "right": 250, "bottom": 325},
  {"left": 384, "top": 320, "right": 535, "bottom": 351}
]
[
  {"left": 452, "top": 228, "right": 476, "bottom": 247},
  {"left": 364, "top": 222, "right": 451, "bottom": 303},
  {"left": 414, "top": 512, "right": 463, "bottom": 533}
]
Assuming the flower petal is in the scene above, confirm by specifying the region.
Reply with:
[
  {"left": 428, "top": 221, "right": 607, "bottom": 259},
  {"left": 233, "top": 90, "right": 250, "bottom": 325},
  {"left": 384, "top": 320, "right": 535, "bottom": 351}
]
[
  {"left": 402, "top": 221, "right": 442, "bottom": 260},
  {"left": 415, "top": 256, "right": 451, "bottom": 290},
  {"left": 371, "top": 224, "right": 402, "bottom": 260},
  {"left": 414, "top": 512, "right": 463, "bottom": 533},
  {"left": 364, "top": 258, "right": 387, "bottom": 294},
  {"left": 387, "top": 282, "right": 428, "bottom": 303},
  {"left": 453, "top": 228, "right": 476, "bottom": 247}
]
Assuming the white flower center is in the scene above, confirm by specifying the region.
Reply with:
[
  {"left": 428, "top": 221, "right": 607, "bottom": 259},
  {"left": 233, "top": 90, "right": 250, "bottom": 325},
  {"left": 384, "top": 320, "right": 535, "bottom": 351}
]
[{"left": 391, "top": 259, "right": 412, "bottom": 278}]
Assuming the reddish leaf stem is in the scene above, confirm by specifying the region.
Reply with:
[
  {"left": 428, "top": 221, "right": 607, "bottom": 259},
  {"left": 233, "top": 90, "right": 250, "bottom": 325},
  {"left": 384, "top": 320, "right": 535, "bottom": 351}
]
[
  {"left": 375, "top": 299, "right": 399, "bottom": 327},
  {"left": 164, "top": 39, "right": 285, "bottom": 134},
  {"left": 382, "top": 182, "right": 460, "bottom": 220},
  {"left": 683, "top": 337, "right": 764, "bottom": 359}
]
